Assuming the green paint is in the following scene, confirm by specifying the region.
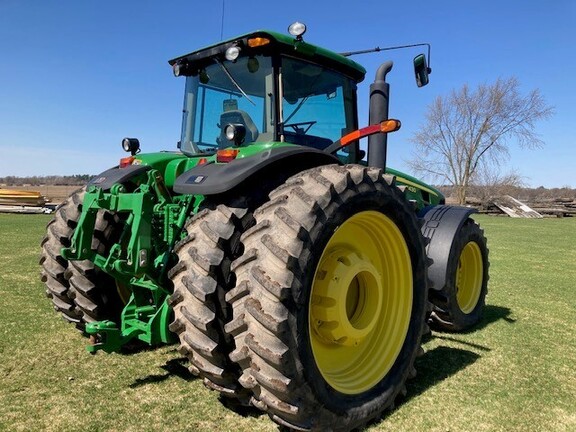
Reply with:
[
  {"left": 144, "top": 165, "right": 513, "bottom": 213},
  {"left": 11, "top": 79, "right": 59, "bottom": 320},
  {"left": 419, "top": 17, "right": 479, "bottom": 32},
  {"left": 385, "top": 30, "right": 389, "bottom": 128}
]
[
  {"left": 235, "top": 142, "right": 294, "bottom": 158},
  {"left": 387, "top": 167, "right": 445, "bottom": 209},
  {"left": 62, "top": 169, "right": 197, "bottom": 354},
  {"left": 133, "top": 152, "right": 203, "bottom": 188}
]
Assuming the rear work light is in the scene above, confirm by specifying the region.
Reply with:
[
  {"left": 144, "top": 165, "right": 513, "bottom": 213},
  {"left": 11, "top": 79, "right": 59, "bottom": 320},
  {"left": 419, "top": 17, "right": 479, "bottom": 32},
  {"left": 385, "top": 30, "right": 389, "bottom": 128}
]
[{"left": 121, "top": 137, "right": 140, "bottom": 155}]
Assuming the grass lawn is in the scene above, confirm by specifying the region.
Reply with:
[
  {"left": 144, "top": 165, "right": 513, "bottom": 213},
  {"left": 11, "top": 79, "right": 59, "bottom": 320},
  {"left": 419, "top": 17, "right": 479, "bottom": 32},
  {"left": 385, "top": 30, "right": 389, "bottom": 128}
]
[{"left": 0, "top": 213, "right": 575, "bottom": 431}]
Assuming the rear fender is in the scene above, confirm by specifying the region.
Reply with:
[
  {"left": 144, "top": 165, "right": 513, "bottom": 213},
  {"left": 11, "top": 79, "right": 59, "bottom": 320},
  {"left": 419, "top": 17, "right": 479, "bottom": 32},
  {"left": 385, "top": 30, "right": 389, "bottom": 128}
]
[
  {"left": 419, "top": 205, "right": 477, "bottom": 291},
  {"left": 89, "top": 165, "right": 152, "bottom": 191},
  {"left": 173, "top": 146, "right": 340, "bottom": 195}
]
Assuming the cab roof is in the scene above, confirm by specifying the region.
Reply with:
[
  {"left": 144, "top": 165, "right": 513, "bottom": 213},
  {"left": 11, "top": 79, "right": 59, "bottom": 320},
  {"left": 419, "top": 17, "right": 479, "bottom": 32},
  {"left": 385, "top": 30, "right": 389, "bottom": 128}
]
[{"left": 168, "top": 30, "right": 366, "bottom": 83}]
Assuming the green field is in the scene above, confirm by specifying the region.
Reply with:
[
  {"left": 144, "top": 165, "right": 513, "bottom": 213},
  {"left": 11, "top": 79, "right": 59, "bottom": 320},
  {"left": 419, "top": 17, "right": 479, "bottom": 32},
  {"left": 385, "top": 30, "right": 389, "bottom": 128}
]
[{"left": 1, "top": 214, "right": 575, "bottom": 431}]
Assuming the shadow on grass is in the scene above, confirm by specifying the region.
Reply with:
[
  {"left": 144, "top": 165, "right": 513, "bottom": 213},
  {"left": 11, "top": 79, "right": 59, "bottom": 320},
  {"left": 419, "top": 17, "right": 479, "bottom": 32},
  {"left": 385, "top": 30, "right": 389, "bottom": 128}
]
[
  {"left": 218, "top": 395, "right": 264, "bottom": 419},
  {"left": 129, "top": 353, "right": 265, "bottom": 418},
  {"left": 458, "top": 304, "right": 515, "bottom": 335},
  {"left": 369, "top": 345, "right": 482, "bottom": 430},
  {"left": 125, "top": 307, "right": 510, "bottom": 424},
  {"left": 119, "top": 341, "right": 179, "bottom": 356},
  {"left": 409, "top": 345, "right": 482, "bottom": 399},
  {"left": 484, "top": 304, "right": 515, "bottom": 325},
  {"left": 130, "top": 356, "right": 196, "bottom": 388},
  {"left": 430, "top": 335, "right": 491, "bottom": 352},
  {"left": 401, "top": 305, "right": 511, "bottom": 404},
  {"left": 427, "top": 305, "right": 514, "bottom": 339}
]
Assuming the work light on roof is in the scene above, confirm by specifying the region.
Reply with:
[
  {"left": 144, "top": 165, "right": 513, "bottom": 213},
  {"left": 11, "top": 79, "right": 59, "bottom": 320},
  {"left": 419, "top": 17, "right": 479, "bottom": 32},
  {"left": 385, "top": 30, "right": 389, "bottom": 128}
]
[
  {"left": 288, "top": 22, "right": 306, "bottom": 40},
  {"left": 225, "top": 45, "right": 241, "bottom": 61}
]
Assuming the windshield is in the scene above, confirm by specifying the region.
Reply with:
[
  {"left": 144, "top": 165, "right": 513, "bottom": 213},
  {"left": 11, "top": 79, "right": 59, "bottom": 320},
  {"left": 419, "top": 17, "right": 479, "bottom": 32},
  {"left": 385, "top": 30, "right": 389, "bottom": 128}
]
[
  {"left": 179, "top": 55, "right": 274, "bottom": 154},
  {"left": 178, "top": 53, "right": 358, "bottom": 157},
  {"left": 281, "top": 57, "right": 357, "bottom": 151}
]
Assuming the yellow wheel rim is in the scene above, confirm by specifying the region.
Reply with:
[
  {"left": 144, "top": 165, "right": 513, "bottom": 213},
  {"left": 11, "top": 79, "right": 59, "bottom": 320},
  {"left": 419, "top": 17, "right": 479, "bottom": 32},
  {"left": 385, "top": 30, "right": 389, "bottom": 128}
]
[
  {"left": 309, "top": 210, "right": 413, "bottom": 394},
  {"left": 456, "top": 241, "right": 483, "bottom": 314}
]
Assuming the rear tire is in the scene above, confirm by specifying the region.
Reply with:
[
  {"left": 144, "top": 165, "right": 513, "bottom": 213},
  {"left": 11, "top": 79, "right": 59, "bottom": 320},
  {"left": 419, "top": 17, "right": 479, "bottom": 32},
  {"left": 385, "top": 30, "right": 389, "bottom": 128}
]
[
  {"left": 168, "top": 203, "right": 253, "bottom": 403},
  {"left": 39, "top": 189, "right": 125, "bottom": 332},
  {"left": 429, "top": 219, "right": 489, "bottom": 331},
  {"left": 227, "top": 165, "right": 428, "bottom": 431}
]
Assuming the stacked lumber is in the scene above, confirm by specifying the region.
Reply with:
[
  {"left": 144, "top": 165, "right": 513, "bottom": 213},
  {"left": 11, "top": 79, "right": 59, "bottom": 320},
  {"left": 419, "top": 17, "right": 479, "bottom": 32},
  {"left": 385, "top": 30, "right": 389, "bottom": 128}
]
[
  {"left": 528, "top": 198, "right": 576, "bottom": 218},
  {"left": 0, "top": 188, "right": 52, "bottom": 214},
  {"left": 475, "top": 196, "right": 576, "bottom": 218}
]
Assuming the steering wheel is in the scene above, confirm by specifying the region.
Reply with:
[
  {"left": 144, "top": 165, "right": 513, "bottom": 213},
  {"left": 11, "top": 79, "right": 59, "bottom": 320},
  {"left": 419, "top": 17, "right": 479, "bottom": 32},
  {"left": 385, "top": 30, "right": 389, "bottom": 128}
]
[{"left": 284, "top": 121, "right": 317, "bottom": 134}]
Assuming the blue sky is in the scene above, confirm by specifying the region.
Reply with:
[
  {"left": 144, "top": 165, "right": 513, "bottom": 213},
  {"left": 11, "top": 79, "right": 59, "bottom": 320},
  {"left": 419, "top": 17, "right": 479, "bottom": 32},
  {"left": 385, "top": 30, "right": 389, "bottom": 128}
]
[{"left": 0, "top": 1, "right": 574, "bottom": 187}]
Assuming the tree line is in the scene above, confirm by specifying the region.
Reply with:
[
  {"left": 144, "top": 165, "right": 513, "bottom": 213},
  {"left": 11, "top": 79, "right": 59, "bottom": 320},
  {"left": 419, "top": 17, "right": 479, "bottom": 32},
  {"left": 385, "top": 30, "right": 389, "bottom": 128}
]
[
  {"left": 0, "top": 175, "right": 93, "bottom": 186},
  {"left": 439, "top": 184, "right": 576, "bottom": 203}
]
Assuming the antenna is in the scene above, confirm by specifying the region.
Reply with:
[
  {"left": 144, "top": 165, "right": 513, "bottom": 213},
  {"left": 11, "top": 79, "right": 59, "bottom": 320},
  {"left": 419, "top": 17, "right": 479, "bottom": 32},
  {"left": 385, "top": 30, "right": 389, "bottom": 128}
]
[{"left": 220, "top": 0, "right": 226, "bottom": 40}]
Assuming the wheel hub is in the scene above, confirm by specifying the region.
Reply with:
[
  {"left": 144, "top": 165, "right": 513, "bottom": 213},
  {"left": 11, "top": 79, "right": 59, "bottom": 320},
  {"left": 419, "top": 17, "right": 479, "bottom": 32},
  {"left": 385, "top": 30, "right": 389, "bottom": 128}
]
[{"left": 311, "top": 248, "right": 383, "bottom": 347}]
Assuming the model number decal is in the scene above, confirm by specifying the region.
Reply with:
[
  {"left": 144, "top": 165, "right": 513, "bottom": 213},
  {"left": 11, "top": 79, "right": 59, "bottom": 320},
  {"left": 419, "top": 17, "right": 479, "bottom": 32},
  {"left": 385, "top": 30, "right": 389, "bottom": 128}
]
[{"left": 185, "top": 175, "right": 207, "bottom": 184}]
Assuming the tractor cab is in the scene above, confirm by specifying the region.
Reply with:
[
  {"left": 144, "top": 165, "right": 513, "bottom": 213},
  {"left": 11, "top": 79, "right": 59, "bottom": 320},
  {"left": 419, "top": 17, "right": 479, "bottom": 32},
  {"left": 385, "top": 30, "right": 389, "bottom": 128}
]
[{"left": 169, "top": 29, "right": 366, "bottom": 163}]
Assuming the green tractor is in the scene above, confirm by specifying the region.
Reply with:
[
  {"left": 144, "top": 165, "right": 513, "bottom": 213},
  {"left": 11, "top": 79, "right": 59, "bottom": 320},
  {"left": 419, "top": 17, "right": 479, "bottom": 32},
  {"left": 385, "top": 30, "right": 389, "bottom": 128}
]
[{"left": 40, "top": 23, "right": 489, "bottom": 431}]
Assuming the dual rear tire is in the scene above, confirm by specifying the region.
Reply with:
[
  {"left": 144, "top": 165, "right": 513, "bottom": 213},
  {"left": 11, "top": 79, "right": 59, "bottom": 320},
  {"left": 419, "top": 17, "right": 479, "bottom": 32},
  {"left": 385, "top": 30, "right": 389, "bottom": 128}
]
[
  {"left": 169, "top": 164, "right": 429, "bottom": 430},
  {"left": 40, "top": 189, "right": 125, "bottom": 332},
  {"left": 42, "top": 165, "right": 485, "bottom": 431}
]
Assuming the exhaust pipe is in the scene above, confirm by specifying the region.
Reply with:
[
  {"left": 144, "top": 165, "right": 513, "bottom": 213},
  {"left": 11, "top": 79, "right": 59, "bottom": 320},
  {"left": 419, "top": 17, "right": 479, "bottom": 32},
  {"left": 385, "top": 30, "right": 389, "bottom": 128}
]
[{"left": 367, "top": 61, "right": 393, "bottom": 170}]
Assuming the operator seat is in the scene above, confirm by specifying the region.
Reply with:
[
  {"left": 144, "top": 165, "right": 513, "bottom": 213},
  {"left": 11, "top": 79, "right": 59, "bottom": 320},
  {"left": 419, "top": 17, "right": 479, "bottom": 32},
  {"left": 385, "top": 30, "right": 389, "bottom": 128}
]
[{"left": 218, "top": 109, "right": 259, "bottom": 148}]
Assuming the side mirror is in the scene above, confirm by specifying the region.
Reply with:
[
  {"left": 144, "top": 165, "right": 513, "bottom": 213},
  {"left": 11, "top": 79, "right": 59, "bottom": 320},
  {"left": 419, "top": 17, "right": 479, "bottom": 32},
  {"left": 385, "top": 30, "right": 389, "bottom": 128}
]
[{"left": 413, "top": 54, "right": 431, "bottom": 87}]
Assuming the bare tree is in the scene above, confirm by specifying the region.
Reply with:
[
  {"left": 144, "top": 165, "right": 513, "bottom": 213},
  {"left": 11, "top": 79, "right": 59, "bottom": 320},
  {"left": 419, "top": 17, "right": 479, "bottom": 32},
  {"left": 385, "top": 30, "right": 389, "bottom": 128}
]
[
  {"left": 468, "top": 163, "right": 526, "bottom": 202},
  {"left": 408, "top": 77, "right": 554, "bottom": 204}
]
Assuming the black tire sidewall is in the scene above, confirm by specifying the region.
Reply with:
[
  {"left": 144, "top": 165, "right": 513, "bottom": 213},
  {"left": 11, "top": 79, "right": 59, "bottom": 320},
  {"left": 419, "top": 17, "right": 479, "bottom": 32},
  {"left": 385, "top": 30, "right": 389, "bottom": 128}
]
[
  {"left": 443, "top": 220, "right": 489, "bottom": 329},
  {"left": 293, "top": 186, "right": 428, "bottom": 417}
]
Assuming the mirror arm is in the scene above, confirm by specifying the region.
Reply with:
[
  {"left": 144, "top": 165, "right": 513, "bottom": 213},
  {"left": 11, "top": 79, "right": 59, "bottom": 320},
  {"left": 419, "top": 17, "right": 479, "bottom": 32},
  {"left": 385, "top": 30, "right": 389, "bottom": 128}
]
[{"left": 340, "top": 42, "right": 432, "bottom": 71}]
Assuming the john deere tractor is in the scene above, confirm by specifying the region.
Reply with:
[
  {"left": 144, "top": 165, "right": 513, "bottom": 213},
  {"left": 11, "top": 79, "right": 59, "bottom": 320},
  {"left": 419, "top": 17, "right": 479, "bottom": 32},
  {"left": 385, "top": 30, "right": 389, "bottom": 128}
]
[{"left": 40, "top": 23, "right": 489, "bottom": 431}]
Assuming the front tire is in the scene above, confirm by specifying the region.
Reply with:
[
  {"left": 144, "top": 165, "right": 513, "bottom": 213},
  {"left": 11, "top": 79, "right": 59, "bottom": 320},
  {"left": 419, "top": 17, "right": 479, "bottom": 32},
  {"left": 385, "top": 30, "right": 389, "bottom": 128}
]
[
  {"left": 429, "top": 219, "right": 489, "bottom": 331},
  {"left": 227, "top": 165, "right": 428, "bottom": 431}
]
